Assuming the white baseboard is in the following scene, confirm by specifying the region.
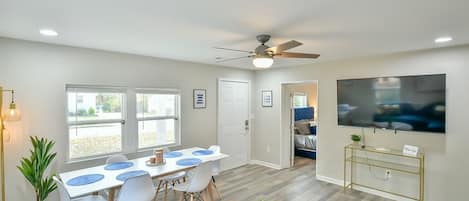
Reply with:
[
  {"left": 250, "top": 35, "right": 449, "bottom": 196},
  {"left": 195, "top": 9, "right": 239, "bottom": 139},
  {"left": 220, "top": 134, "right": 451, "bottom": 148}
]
[
  {"left": 316, "top": 174, "right": 343, "bottom": 185},
  {"left": 249, "top": 160, "right": 282, "bottom": 170},
  {"left": 316, "top": 175, "right": 414, "bottom": 201}
]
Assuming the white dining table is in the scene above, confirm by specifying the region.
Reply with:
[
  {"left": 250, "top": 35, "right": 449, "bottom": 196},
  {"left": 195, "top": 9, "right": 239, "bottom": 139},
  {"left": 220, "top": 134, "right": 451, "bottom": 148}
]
[{"left": 59, "top": 147, "right": 229, "bottom": 201}]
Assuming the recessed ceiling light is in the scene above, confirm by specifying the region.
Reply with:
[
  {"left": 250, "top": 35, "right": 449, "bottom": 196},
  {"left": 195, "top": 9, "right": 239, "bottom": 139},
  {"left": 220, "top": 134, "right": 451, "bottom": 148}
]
[
  {"left": 39, "top": 29, "right": 58, "bottom": 36},
  {"left": 434, "top": 37, "right": 452, "bottom": 43}
]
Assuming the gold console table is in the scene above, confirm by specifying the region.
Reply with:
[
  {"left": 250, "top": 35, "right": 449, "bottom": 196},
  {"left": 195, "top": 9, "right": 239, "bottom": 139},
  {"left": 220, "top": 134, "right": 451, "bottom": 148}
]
[{"left": 344, "top": 144, "right": 424, "bottom": 201}]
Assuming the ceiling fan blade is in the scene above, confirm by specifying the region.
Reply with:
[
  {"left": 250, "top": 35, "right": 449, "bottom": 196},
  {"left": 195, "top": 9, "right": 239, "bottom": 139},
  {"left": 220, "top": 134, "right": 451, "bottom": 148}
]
[
  {"left": 213, "top": 47, "right": 253, "bottom": 53},
  {"left": 266, "top": 40, "right": 302, "bottom": 54},
  {"left": 275, "top": 52, "right": 320, "bottom": 59},
  {"left": 215, "top": 55, "right": 252, "bottom": 63}
]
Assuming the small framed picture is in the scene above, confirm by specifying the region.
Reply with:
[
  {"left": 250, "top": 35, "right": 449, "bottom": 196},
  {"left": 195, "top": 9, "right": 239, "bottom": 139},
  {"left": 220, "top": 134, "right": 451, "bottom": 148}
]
[
  {"left": 193, "top": 89, "right": 206, "bottom": 109},
  {"left": 262, "top": 90, "right": 273, "bottom": 107}
]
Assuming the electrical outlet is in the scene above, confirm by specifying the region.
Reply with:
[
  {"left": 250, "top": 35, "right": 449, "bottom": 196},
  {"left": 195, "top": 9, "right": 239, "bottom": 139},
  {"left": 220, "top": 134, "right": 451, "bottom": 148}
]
[
  {"left": 266, "top": 145, "right": 271, "bottom": 153},
  {"left": 385, "top": 169, "right": 392, "bottom": 179}
]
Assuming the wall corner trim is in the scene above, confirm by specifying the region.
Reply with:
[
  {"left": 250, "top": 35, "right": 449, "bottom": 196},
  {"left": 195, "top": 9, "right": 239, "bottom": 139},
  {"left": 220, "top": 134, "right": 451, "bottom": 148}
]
[
  {"left": 249, "top": 160, "right": 282, "bottom": 170},
  {"left": 315, "top": 174, "right": 414, "bottom": 201}
]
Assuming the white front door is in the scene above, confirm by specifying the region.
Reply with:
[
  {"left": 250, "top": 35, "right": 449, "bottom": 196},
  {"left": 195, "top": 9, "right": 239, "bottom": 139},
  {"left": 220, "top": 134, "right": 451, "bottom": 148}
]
[{"left": 218, "top": 79, "right": 250, "bottom": 171}]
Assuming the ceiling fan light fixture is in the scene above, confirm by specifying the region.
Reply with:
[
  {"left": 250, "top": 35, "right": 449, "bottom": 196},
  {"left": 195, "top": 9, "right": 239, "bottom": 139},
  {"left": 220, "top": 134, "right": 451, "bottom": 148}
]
[
  {"left": 215, "top": 34, "right": 318, "bottom": 68},
  {"left": 434, "top": 36, "right": 452, "bottom": 43},
  {"left": 39, "top": 29, "right": 58, "bottom": 37},
  {"left": 252, "top": 55, "right": 274, "bottom": 68}
]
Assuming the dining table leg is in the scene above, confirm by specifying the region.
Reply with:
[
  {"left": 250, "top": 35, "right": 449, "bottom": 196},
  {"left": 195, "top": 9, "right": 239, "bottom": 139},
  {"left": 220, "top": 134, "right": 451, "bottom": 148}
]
[
  {"left": 179, "top": 192, "right": 184, "bottom": 201},
  {"left": 202, "top": 190, "right": 208, "bottom": 201},
  {"left": 164, "top": 182, "right": 169, "bottom": 201},
  {"left": 155, "top": 180, "right": 162, "bottom": 200},
  {"left": 108, "top": 187, "right": 116, "bottom": 201}
]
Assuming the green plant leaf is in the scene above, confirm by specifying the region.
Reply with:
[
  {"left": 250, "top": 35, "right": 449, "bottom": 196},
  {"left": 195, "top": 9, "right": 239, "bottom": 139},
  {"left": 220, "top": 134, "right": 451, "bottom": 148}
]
[{"left": 17, "top": 136, "right": 58, "bottom": 201}]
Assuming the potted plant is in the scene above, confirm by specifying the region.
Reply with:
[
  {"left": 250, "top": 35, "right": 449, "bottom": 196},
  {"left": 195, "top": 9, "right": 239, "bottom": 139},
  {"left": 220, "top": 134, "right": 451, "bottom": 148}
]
[
  {"left": 351, "top": 134, "right": 361, "bottom": 145},
  {"left": 17, "top": 136, "right": 58, "bottom": 201}
]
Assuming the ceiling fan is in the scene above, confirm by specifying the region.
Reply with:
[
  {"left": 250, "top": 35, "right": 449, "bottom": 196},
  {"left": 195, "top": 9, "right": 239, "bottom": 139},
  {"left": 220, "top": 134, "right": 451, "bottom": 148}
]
[{"left": 214, "top": 34, "right": 320, "bottom": 68}]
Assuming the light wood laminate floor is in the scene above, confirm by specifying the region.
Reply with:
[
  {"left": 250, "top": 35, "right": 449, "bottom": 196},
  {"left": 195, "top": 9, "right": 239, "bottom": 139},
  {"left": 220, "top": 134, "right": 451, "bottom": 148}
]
[{"left": 157, "top": 157, "right": 391, "bottom": 201}]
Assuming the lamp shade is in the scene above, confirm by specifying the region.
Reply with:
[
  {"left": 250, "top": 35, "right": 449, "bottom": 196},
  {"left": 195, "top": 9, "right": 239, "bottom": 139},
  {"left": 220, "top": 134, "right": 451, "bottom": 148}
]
[
  {"left": 4, "top": 102, "right": 20, "bottom": 121},
  {"left": 252, "top": 57, "right": 274, "bottom": 68}
]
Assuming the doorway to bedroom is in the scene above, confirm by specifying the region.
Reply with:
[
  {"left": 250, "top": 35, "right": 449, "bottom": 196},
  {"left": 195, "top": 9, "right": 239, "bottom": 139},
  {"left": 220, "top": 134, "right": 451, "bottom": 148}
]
[{"left": 281, "top": 81, "right": 318, "bottom": 168}]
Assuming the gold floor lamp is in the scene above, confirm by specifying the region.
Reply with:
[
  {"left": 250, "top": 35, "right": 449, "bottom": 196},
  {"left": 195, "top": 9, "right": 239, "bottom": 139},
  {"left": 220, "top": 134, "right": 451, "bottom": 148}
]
[{"left": 0, "top": 86, "right": 21, "bottom": 201}]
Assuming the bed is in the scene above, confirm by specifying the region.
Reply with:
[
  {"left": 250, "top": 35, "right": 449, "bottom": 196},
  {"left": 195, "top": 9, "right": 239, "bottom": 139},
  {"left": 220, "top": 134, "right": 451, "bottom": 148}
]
[
  {"left": 294, "top": 107, "right": 317, "bottom": 159},
  {"left": 294, "top": 134, "right": 316, "bottom": 150}
]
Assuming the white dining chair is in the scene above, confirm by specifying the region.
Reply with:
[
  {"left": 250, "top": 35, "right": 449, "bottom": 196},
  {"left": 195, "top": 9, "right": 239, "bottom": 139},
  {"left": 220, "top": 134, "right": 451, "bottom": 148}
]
[
  {"left": 208, "top": 145, "right": 222, "bottom": 199},
  {"left": 155, "top": 147, "right": 187, "bottom": 201},
  {"left": 53, "top": 176, "right": 107, "bottom": 201},
  {"left": 116, "top": 174, "right": 156, "bottom": 201},
  {"left": 163, "top": 147, "right": 171, "bottom": 153},
  {"left": 208, "top": 145, "right": 221, "bottom": 177},
  {"left": 102, "top": 154, "right": 129, "bottom": 198},
  {"left": 173, "top": 161, "right": 213, "bottom": 201},
  {"left": 105, "top": 154, "right": 128, "bottom": 164}
]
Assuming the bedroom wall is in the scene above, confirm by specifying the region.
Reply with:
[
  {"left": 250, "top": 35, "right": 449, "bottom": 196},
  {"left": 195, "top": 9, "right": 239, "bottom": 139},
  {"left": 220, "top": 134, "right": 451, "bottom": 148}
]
[
  {"left": 253, "top": 44, "right": 469, "bottom": 201},
  {"left": 286, "top": 82, "right": 318, "bottom": 113},
  {"left": 0, "top": 37, "right": 255, "bottom": 201},
  {"left": 279, "top": 82, "right": 318, "bottom": 168}
]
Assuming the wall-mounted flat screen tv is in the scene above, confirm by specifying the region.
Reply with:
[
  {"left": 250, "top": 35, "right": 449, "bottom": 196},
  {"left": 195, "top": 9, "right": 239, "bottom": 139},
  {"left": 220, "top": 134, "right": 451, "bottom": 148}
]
[{"left": 337, "top": 74, "right": 446, "bottom": 133}]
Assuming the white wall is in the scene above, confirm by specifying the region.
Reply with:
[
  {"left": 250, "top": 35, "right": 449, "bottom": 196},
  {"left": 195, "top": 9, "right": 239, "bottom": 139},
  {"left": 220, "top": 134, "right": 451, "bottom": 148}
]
[
  {"left": 253, "top": 45, "right": 469, "bottom": 201},
  {"left": 285, "top": 82, "right": 318, "bottom": 111},
  {"left": 2, "top": 36, "right": 468, "bottom": 201},
  {"left": 0, "top": 37, "right": 255, "bottom": 201}
]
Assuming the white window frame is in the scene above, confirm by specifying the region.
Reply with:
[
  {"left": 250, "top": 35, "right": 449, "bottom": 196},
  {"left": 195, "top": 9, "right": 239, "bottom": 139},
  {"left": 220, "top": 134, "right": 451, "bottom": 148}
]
[
  {"left": 135, "top": 88, "right": 181, "bottom": 151},
  {"left": 293, "top": 92, "right": 308, "bottom": 108},
  {"left": 66, "top": 85, "right": 127, "bottom": 162}
]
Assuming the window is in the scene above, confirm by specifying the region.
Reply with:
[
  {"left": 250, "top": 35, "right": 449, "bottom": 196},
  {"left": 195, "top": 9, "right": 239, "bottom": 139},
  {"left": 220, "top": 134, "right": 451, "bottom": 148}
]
[
  {"left": 136, "top": 90, "right": 180, "bottom": 149},
  {"left": 66, "top": 86, "right": 181, "bottom": 161},
  {"left": 293, "top": 92, "right": 308, "bottom": 108},
  {"left": 67, "top": 86, "right": 126, "bottom": 160}
]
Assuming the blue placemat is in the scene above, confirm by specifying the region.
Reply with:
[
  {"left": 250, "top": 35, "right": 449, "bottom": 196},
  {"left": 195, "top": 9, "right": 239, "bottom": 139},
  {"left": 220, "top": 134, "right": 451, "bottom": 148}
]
[
  {"left": 176, "top": 158, "right": 202, "bottom": 166},
  {"left": 164, "top": 151, "right": 183, "bottom": 158},
  {"left": 116, "top": 170, "right": 149, "bottom": 181},
  {"left": 104, "top": 161, "right": 134, "bottom": 170},
  {"left": 192, "top": 150, "right": 214, "bottom": 156},
  {"left": 66, "top": 174, "right": 104, "bottom": 186}
]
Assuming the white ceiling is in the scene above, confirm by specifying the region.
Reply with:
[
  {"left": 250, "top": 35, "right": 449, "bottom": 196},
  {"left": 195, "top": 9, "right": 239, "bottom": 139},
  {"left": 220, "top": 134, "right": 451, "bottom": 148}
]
[{"left": 1, "top": 0, "right": 468, "bottom": 69}]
